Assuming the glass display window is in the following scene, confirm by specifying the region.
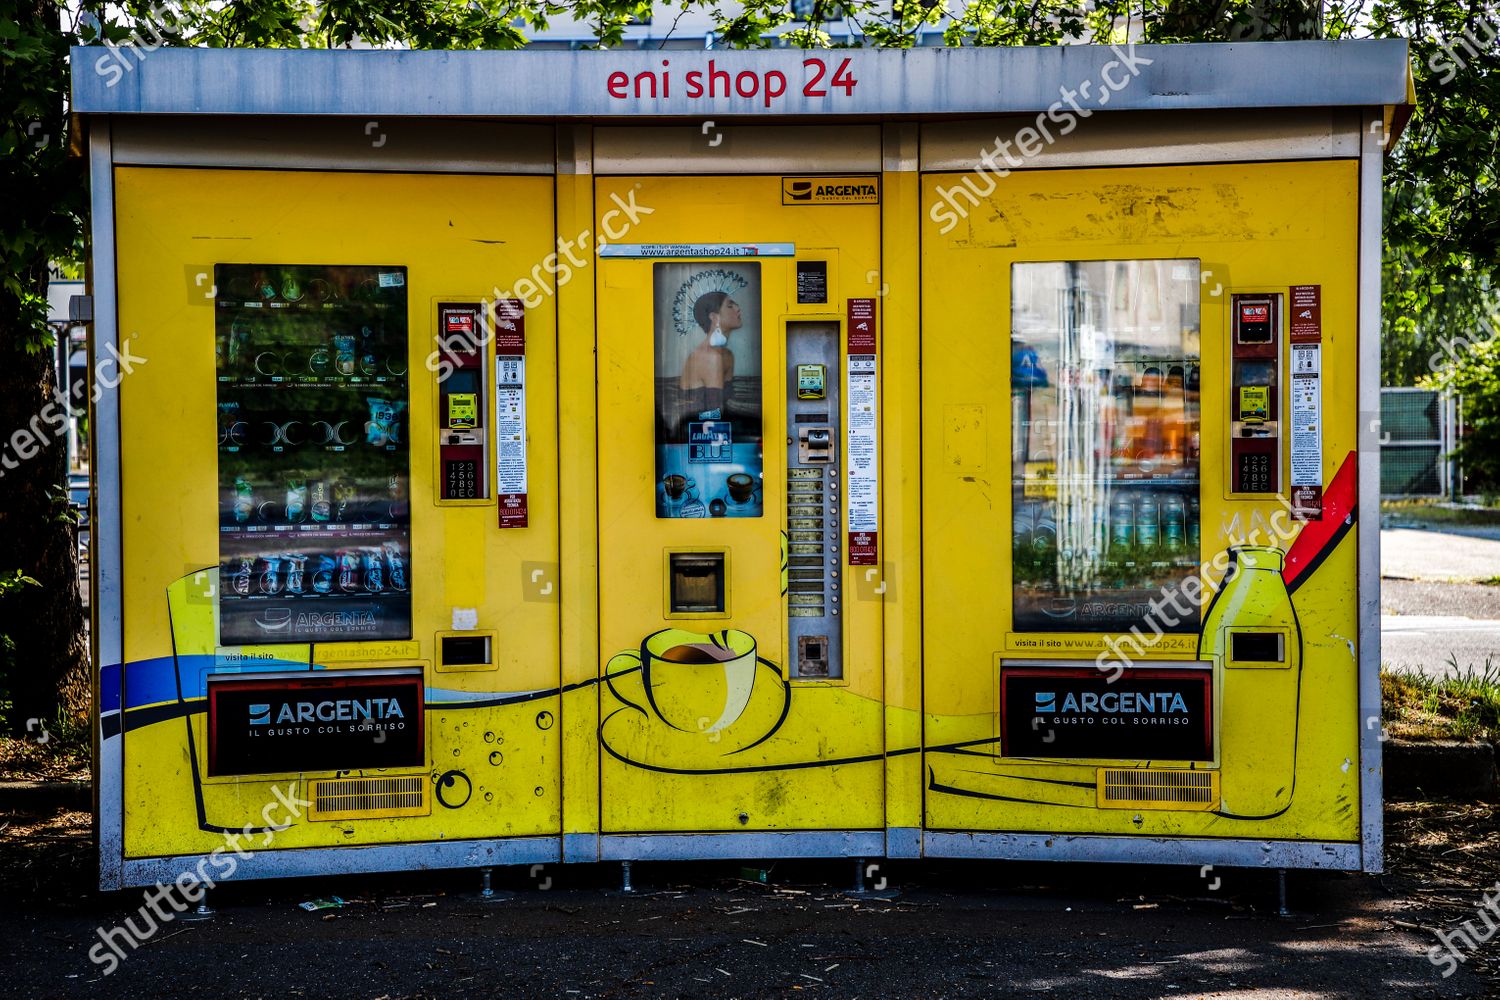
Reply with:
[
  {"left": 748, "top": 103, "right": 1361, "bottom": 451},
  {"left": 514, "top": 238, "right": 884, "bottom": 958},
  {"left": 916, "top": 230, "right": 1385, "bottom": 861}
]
[
  {"left": 653, "top": 262, "right": 764, "bottom": 519},
  {"left": 1011, "top": 259, "right": 1201, "bottom": 634},
  {"left": 215, "top": 263, "right": 412, "bottom": 644}
]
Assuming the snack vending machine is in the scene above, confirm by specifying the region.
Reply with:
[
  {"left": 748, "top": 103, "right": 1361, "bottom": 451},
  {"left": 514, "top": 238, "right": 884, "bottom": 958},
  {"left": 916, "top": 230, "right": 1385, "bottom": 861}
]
[{"left": 105, "top": 168, "right": 565, "bottom": 872}]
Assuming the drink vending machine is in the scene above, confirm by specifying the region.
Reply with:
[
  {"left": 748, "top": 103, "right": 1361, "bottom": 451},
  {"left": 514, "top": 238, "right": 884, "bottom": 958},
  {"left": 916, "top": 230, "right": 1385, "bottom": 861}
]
[{"left": 76, "top": 42, "right": 1408, "bottom": 887}]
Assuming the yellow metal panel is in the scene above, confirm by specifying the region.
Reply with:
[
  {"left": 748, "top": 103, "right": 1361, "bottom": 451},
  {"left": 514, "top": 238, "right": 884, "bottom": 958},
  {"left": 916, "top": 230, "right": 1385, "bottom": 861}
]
[
  {"left": 880, "top": 124, "right": 924, "bottom": 840},
  {"left": 920, "top": 160, "right": 1360, "bottom": 843},
  {"left": 556, "top": 126, "right": 603, "bottom": 850},
  {"left": 114, "top": 167, "right": 563, "bottom": 858}
]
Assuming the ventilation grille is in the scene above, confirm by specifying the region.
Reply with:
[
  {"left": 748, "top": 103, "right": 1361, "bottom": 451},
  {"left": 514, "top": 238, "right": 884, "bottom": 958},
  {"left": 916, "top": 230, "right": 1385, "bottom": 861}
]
[
  {"left": 1097, "top": 769, "right": 1219, "bottom": 811},
  {"left": 309, "top": 776, "right": 429, "bottom": 821}
]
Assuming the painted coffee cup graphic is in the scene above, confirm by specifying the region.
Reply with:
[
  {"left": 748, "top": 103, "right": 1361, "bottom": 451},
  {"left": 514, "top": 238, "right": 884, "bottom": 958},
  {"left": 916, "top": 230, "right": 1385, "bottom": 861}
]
[
  {"left": 726, "top": 473, "right": 756, "bottom": 503},
  {"left": 663, "top": 474, "right": 694, "bottom": 501},
  {"left": 604, "top": 628, "right": 789, "bottom": 756}
]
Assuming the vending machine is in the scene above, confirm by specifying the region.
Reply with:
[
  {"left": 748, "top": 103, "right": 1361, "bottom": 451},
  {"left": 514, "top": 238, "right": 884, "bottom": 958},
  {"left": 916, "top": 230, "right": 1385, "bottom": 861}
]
[
  {"left": 919, "top": 160, "right": 1367, "bottom": 856},
  {"left": 77, "top": 42, "right": 1407, "bottom": 886},
  {"left": 591, "top": 173, "right": 889, "bottom": 842},
  {"left": 105, "top": 166, "right": 567, "bottom": 871}
]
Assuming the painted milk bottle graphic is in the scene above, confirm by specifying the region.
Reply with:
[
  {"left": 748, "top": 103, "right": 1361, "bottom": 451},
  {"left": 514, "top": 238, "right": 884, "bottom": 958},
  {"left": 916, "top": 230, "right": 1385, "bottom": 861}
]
[{"left": 1199, "top": 545, "right": 1302, "bottom": 818}]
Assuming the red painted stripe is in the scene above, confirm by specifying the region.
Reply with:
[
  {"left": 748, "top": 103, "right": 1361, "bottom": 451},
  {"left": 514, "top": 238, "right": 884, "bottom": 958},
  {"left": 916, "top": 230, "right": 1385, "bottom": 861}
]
[{"left": 1282, "top": 450, "right": 1357, "bottom": 590}]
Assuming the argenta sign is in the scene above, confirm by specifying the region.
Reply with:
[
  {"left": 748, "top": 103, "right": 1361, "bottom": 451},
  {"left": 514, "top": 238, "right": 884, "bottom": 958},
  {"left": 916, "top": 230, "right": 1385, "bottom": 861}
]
[
  {"left": 1002, "top": 667, "right": 1212, "bottom": 760},
  {"left": 207, "top": 671, "right": 425, "bottom": 776}
]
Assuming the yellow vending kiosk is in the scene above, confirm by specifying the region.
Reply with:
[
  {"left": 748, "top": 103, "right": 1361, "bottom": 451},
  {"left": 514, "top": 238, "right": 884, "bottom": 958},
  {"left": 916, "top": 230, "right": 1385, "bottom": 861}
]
[{"left": 74, "top": 40, "right": 1411, "bottom": 888}]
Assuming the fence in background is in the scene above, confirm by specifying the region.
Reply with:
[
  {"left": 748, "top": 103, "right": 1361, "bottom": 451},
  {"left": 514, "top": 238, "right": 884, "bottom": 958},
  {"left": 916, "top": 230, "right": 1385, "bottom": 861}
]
[{"left": 1381, "top": 387, "right": 1461, "bottom": 498}]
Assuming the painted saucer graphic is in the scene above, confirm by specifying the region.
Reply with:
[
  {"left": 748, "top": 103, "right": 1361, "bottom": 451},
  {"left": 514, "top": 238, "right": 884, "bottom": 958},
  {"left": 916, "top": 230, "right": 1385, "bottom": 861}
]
[{"left": 600, "top": 629, "right": 792, "bottom": 766}]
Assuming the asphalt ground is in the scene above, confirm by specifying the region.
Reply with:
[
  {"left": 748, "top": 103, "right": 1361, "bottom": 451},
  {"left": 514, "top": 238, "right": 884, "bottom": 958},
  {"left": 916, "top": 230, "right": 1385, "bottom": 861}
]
[
  {"left": 1381, "top": 529, "right": 1500, "bottom": 677},
  {"left": 1, "top": 805, "right": 1497, "bottom": 1000}
]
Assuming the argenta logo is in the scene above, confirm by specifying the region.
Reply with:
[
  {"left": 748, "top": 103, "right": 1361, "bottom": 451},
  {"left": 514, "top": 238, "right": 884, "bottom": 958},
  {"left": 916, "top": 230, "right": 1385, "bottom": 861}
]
[
  {"left": 253, "top": 607, "right": 292, "bottom": 632},
  {"left": 782, "top": 176, "right": 880, "bottom": 205},
  {"left": 1040, "top": 691, "right": 1191, "bottom": 715},
  {"left": 248, "top": 697, "right": 407, "bottom": 726}
]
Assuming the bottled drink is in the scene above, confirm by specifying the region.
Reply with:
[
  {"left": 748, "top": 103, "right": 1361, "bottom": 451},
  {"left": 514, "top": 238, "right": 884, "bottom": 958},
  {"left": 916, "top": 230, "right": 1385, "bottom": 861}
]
[
  {"left": 227, "top": 556, "right": 253, "bottom": 596},
  {"left": 337, "top": 550, "right": 361, "bottom": 592},
  {"left": 1136, "top": 493, "right": 1161, "bottom": 556},
  {"left": 233, "top": 477, "right": 254, "bottom": 524},
  {"left": 310, "top": 554, "right": 336, "bottom": 594},
  {"left": 284, "top": 553, "right": 308, "bottom": 595},
  {"left": 1187, "top": 497, "right": 1201, "bottom": 549},
  {"left": 285, "top": 479, "right": 307, "bottom": 523},
  {"left": 361, "top": 548, "right": 384, "bottom": 593},
  {"left": 382, "top": 542, "right": 408, "bottom": 592},
  {"left": 1162, "top": 494, "right": 1186, "bottom": 553},
  {"left": 1110, "top": 492, "right": 1136, "bottom": 555}
]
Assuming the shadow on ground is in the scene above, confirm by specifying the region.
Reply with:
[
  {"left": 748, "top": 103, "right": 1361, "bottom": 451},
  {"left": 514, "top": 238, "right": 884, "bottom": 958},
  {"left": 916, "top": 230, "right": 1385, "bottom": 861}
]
[{"left": 0, "top": 803, "right": 1495, "bottom": 999}]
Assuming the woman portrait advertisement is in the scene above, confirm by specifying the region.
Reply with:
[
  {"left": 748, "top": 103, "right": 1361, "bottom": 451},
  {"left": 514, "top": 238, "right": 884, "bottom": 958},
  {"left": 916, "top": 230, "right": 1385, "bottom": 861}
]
[
  {"left": 680, "top": 289, "right": 742, "bottom": 419},
  {"left": 653, "top": 263, "right": 763, "bottom": 518}
]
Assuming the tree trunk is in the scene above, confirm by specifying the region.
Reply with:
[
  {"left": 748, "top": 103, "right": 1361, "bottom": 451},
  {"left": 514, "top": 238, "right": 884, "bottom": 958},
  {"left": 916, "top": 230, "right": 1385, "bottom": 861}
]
[
  {"left": 0, "top": 0, "right": 91, "bottom": 731},
  {"left": 0, "top": 288, "right": 91, "bottom": 729}
]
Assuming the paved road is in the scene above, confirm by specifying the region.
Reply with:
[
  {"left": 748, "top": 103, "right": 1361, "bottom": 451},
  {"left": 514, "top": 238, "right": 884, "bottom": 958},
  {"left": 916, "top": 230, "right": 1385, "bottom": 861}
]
[{"left": 1381, "top": 529, "right": 1500, "bottom": 677}]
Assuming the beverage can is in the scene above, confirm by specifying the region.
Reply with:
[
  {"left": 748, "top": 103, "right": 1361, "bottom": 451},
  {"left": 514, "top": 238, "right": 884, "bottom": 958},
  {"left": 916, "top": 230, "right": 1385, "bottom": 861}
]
[
  {"left": 361, "top": 548, "right": 384, "bottom": 593},
  {"left": 337, "top": 549, "right": 361, "bottom": 592},
  {"left": 382, "top": 542, "right": 408, "bottom": 592},
  {"left": 284, "top": 553, "right": 307, "bottom": 595},
  {"left": 310, "top": 554, "right": 336, "bottom": 594}
]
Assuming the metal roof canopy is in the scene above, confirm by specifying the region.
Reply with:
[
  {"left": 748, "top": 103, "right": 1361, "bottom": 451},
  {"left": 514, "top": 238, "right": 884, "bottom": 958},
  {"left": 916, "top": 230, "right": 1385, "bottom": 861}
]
[{"left": 72, "top": 40, "right": 1410, "bottom": 119}]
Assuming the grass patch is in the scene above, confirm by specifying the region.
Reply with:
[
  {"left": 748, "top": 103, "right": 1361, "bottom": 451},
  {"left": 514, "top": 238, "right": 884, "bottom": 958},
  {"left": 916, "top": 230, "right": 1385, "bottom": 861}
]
[{"left": 1383, "top": 659, "right": 1500, "bottom": 742}]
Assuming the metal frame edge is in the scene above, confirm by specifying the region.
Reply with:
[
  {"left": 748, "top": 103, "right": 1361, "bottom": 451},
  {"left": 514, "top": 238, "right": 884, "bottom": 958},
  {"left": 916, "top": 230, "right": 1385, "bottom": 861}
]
[{"left": 90, "top": 121, "right": 125, "bottom": 892}]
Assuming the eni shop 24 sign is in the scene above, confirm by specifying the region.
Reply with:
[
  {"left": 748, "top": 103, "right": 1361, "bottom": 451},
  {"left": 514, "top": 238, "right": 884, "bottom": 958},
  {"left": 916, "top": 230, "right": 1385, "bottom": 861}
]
[{"left": 606, "top": 57, "right": 858, "bottom": 109}]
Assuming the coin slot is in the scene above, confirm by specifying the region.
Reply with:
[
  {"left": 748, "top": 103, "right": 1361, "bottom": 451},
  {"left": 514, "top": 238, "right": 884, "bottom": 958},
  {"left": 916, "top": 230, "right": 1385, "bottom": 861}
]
[{"left": 797, "top": 635, "right": 830, "bottom": 677}]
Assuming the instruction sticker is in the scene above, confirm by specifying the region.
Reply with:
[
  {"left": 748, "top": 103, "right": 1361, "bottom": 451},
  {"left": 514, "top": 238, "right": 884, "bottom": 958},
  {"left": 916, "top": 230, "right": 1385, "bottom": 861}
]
[
  {"left": 847, "top": 298, "right": 879, "bottom": 565},
  {"left": 495, "top": 300, "right": 528, "bottom": 529},
  {"left": 1289, "top": 343, "right": 1323, "bottom": 520}
]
